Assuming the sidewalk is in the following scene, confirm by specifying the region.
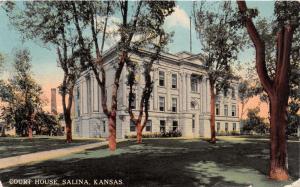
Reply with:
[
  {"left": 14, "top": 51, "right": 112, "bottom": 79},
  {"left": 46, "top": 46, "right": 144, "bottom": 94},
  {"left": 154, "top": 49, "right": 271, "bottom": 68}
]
[{"left": 0, "top": 140, "right": 125, "bottom": 169}]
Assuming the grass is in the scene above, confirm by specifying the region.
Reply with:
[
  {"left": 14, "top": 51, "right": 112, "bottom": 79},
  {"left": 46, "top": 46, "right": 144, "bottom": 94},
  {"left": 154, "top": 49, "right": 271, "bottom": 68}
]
[
  {"left": 0, "top": 136, "right": 102, "bottom": 159},
  {"left": 0, "top": 137, "right": 299, "bottom": 187}
]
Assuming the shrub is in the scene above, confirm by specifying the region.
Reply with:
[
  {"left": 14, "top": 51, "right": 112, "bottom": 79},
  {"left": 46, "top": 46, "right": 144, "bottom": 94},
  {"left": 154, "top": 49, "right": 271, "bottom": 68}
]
[
  {"left": 217, "top": 130, "right": 226, "bottom": 136},
  {"left": 230, "top": 130, "right": 240, "bottom": 136},
  {"left": 161, "top": 130, "right": 182, "bottom": 137},
  {"left": 125, "top": 130, "right": 182, "bottom": 139}
]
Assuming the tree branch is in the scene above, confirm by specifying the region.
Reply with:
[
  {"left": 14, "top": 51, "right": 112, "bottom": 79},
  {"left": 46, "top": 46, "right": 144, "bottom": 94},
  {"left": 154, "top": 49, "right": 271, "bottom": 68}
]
[
  {"left": 100, "top": 1, "right": 110, "bottom": 54},
  {"left": 278, "top": 25, "right": 294, "bottom": 88},
  {"left": 237, "top": 0, "right": 273, "bottom": 95}
]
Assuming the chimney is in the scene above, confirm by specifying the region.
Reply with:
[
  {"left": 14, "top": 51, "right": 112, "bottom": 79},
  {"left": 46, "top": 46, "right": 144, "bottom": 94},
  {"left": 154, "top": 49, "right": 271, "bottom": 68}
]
[{"left": 51, "top": 88, "right": 57, "bottom": 114}]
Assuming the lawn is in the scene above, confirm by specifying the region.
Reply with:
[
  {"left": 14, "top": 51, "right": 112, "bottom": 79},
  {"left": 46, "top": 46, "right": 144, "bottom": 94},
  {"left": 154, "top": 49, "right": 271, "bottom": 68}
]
[
  {"left": 0, "top": 136, "right": 102, "bottom": 159},
  {"left": 0, "top": 137, "right": 299, "bottom": 187}
]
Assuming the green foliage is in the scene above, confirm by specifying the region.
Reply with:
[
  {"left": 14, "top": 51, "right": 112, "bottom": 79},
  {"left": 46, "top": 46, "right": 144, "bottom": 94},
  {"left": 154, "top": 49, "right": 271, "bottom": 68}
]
[
  {"left": 125, "top": 130, "right": 182, "bottom": 139},
  {"left": 125, "top": 133, "right": 161, "bottom": 139},
  {"left": 238, "top": 80, "right": 258, "bottom": 103},
  {"left": 240, "top": 2, "right": 300, "bottom": 127},
  {"left": 0, "top": 49, "right": 43, "bottom": 136},
  {"left": 8, "top": 1, "right": 83, "bottom": 72},
  {"left": 35, "top": 111, "right": 62, "bottom": 135},
  {"left": 193, "top": 1, "right": 244, "bottom": 92},
  {"left": 274, "top": 1, "right": 300, "bottom": 27},
  {"left": 242, "top": 107, "right": 269, "bottom": 134},
  {"left": 126, "top": 1, "right": 175, "bottom": 118},
  {"left": 286, "top": 101, "right": 300, "bottom": 136},
  {"left": 216, "top": 130, "right": 240, "bottom": 136},
  {"left": 161, "top": 130, "right": 182, "bottom": 138}
]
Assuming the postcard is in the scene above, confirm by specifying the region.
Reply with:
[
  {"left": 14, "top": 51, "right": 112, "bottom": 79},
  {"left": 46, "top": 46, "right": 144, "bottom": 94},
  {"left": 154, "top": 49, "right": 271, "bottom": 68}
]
[{"left": 0, "top": 1, "right": 299, "bottom": 187}]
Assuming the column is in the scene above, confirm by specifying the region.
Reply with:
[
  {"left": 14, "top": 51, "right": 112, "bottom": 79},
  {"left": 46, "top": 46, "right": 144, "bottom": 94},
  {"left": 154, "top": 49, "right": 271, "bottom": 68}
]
[
  {"left": 122, "top": 66, "right": 127, "bottom": 108},
  {"left": 198, "top": 78, "right": 202, "bottom": 113},
  {"left": 200, "top": 78, "right": 204, "bottom": 114},
  {"left": 166, "top": 71, "right": 171, "bottom": 111},
  {"left": 92, "top": 77, "right": 96, "bottom": 112},
  {"left": 206, "top": 78, "right": 210, "bottom": 113},
  {"left": 153, "top": 68, "right": 158, "bottom": 110},
  {"left": 179, "top": 72, "right": 183, "bottom": 112},
  {"left": 194, "top": 112, "right": 200, "bottom": 137},
  {"left": 201, "top": 75, "right": 208, "bottom": 114},
  {"left": 182, "top": 72, "right": 186, "bottom": 111},
  {"left": 186, "top": 73, "right": 191, "bottom": 111},
  {"left": 82, "top": 79, "right": 85, "bottom": 114}
]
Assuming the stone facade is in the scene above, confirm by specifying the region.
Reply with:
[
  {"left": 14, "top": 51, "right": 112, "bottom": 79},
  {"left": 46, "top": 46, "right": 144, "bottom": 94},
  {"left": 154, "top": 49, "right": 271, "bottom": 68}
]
[{"left": 73, "top": 47, "right": 240, "bottom": 138}]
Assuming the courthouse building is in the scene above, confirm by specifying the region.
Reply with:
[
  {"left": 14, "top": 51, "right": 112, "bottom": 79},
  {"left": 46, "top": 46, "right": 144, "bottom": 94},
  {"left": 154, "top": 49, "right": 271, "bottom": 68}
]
[{"left": 73, "top": 47, "right": 240, "bottom": 138}]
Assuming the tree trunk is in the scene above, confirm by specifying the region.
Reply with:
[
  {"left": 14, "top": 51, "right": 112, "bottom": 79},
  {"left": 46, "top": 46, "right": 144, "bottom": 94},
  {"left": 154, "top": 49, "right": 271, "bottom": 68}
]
[
  {"left": 209, "top": 82, "right": 216, "bottom": 143},
  {"left": 269, "top": 95, "right": 289, "bottom": 180},
  {"left": 65, "top": 109, "right": 72, "bottom": 143},
  {"left": 237, "top": 1, "right": 294, "bottom": 181},
  {"left": 1, "top": 124, "right": 6, "bottom": 137},
  {"left": 28, "top": 122, "right": 33, "bottom": 140},
  {"left": 108, "top": 111, "right": 117, "bottom": 151},
  {"left": 61, "top": 81, "right": 74, "bottom": 143},
  {"left": 136, "top": 122, "right": 143, "bottom": 144},
  {"left": 28, "top": 111, "right": 34, "bottom": 140}
]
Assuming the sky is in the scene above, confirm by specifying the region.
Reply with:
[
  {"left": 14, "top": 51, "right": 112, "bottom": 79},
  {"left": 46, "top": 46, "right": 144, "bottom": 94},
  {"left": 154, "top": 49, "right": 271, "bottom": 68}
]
[{"left": 0, "top": 1, "right": 275, "bottom": 117}]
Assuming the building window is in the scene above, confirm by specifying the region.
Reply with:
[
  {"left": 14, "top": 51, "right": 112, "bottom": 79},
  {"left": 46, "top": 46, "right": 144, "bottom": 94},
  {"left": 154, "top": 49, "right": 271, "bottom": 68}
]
[
  {"left": 224, "top": 89, "right": 228, "bottom": 97},
  {"left": 192, "top": 119, "right": 195, "bottom": 132},
  {"left": 172, "top": 121, "right": 178, "bottom": 131},
  {"left": 76, "top": 87, "right": 80, "bottom": 116},
  {"left": 130, "top": 120, "right": 136, "bottom": 132},
  {"left": 159, "top": 71, "right": 165, "bottom": 86},
  {"left": 76, "top": 124, "right": 80, "bottom": 133},
  {"left": 233, "top": 123, "right": 236, "bottom": 131},
  {"left": 191, "top": 75, "right": 198, "bottom": 92},
  {"left": 160, "top": 120, "right": 166, "bottom": 133},
  {"left": 192, "top": 115, "right": 195, "bottom": 132},
  {"left": 224, "top": 105, "right": 228, "bottom": 116},
  {"left": 216, "top": 122, "right": 220, "bottom": 132},
  {"left": 86, "top": 76, "right": 91, "bottom": 113},
  {"left": 171, "top": 74, "right": 177, "bottom": 88},
  {"left": 232, "top": 88, "right": 236, "bottom": 99},
  {"left": 232, "top": 105, "right": 236, "bottom": 116},
  {"left": 159, "top": 96, "right": 165, "bottom": 111},
  {"left": 102, "top": 121, "right": 106, "bottom": 133},
  {"left": 216, "top": 103, "right": 220, "bottom": 115},
  {"left": 130, "top": 93, "right": 136, "bottom": 109},
  {"left": 146, "top": 120, "right": 152, "bottom": 132},
  {"left": 172, "top": 98, "right": 177, "bottom": 112},
  {"left": 225, "top": 123, "right": 228, "bottom": 132}
]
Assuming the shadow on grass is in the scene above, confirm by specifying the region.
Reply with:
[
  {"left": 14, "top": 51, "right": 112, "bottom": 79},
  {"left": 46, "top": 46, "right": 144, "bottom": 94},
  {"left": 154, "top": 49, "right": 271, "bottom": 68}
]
[
  {"left": 0, "top": 137, "right": 100, "bottom": 159},
  {"left": 0, "top": 139, "right": 298, "bottom": 187}
]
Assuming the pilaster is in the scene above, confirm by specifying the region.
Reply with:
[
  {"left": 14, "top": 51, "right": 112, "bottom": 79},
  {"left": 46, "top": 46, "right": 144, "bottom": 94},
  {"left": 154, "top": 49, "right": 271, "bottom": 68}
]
[
  {"left": 153, "top": 67, "right": 158, "bottom": 110},
  {"left": 166, "top": 70, "right": 171, "bottom": 111},
  {"left": 186, "top": 73, "right": 191, "bottom": 111}
]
